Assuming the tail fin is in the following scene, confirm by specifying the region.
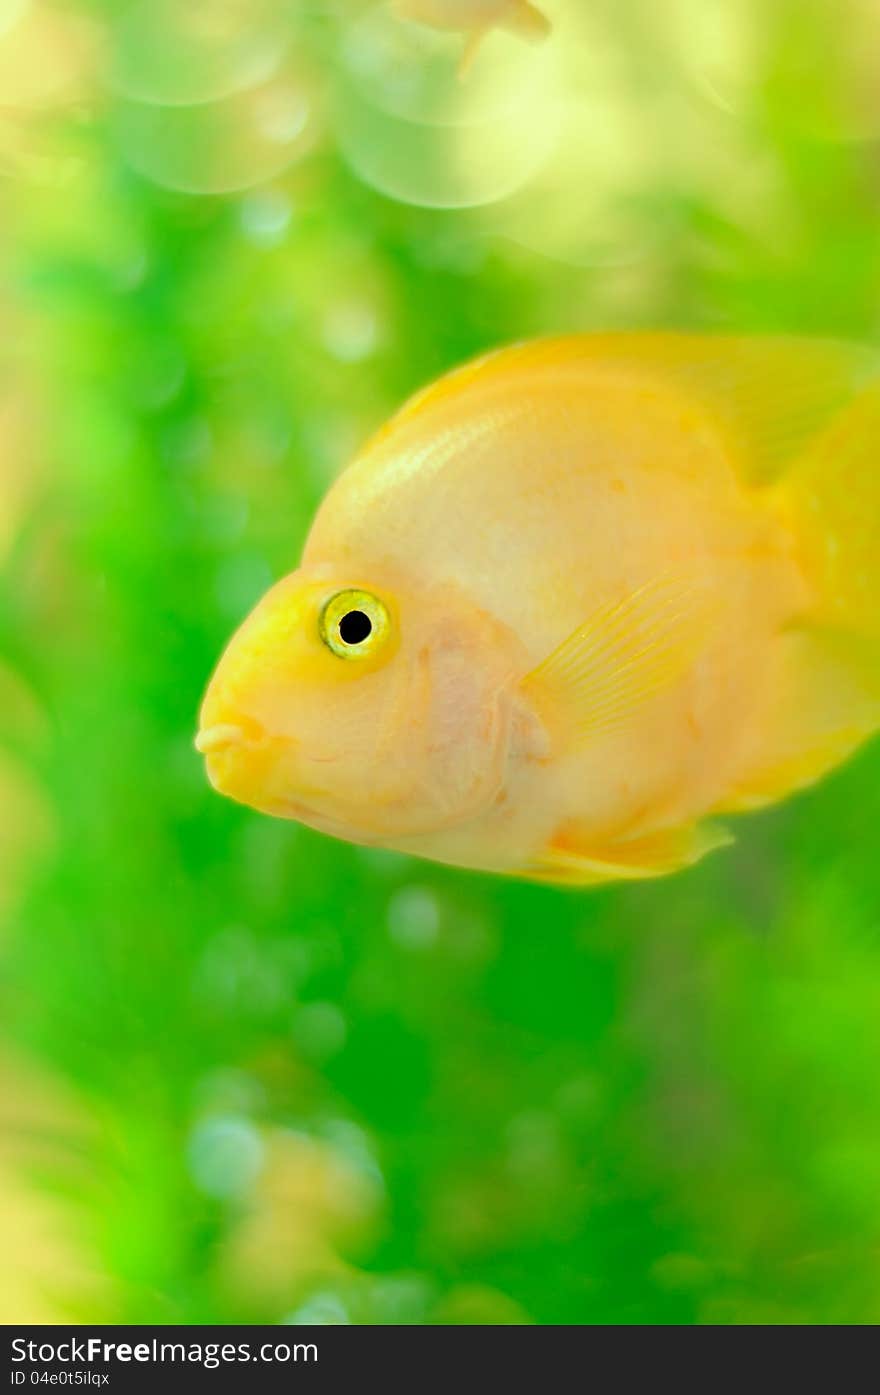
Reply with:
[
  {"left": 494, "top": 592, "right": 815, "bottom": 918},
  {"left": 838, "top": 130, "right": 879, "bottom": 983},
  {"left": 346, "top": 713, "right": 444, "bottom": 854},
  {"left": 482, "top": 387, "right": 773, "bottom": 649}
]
[
  {"left": 782, "top": 382, "right": 880, "bottom": 643},
  {"left": 719, "top": 375, "right": 880, "bottom": 814}
]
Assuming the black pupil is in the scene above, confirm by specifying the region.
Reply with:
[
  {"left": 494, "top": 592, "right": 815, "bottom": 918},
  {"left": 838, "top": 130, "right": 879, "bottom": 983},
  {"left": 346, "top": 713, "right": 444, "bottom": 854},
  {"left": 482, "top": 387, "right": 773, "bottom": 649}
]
[{"left": 338, "top": 609, "right": 372, "bottom": 645}]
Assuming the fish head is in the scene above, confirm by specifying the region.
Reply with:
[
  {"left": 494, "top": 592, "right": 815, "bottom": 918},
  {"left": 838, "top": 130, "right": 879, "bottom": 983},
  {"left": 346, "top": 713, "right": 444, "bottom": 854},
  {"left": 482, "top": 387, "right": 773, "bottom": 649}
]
[{"left": 196, "top": 566, "right": 524, "bottom": 843}]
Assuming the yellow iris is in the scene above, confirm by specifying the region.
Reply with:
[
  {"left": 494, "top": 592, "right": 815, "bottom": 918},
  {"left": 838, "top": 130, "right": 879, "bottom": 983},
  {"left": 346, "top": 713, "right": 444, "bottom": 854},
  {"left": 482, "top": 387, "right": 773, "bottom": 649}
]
[{"left": 319, "top": 588, "right": 392, "bottom": 660}]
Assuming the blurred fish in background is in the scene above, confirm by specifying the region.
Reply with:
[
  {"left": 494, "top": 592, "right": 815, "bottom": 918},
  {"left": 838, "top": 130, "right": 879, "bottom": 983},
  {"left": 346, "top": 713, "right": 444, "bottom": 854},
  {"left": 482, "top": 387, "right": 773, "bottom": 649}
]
[
  {"left": 393, "top": 0, "right": 551, "bottom": 75},
  {"left": 0, "top": 0, "right": 879, "bottom": 1325}
]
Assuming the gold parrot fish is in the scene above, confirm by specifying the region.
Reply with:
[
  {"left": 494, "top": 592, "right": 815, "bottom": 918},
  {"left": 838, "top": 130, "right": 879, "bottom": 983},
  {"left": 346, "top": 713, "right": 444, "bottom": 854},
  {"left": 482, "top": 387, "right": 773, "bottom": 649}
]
[
  {"left": 196, "top": 335, "right": 880, "bottom": 886},
  {"left": 392, "top": 0, "right": 552, "bottom": 73}
]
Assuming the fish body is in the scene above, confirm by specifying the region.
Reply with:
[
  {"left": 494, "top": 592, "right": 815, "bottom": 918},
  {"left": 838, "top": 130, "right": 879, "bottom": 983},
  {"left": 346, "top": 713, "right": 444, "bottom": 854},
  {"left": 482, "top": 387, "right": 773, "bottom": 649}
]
[{"left": 197, "top": 335, "right": 880, "bottom": 885}]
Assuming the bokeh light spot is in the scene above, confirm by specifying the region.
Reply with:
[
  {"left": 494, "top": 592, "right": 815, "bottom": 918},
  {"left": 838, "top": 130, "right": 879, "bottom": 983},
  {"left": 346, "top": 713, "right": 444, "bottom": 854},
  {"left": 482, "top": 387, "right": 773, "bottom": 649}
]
[
  {"left": 110, "top": 0, "right": 288, "bottom": 107},
  {"left": 187, "top": 1114, "right": 264, "bottom": 1199}
]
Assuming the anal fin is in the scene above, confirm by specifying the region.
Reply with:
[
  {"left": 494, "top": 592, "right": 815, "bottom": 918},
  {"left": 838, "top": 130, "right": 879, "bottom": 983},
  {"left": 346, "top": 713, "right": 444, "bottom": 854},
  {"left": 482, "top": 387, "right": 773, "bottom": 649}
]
[{"left": 521, "top": 819, "right": 733, "bottom": 886}]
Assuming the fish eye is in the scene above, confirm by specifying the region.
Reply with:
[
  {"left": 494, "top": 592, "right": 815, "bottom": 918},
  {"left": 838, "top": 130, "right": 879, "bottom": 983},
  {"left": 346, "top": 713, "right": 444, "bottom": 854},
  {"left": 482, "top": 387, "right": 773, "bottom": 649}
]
[
  {"left": 320, "top": 588, "right": 391, "bottom": 660},
  {"left": 339, "top": 609, "right": 372, "bottom": 644}
]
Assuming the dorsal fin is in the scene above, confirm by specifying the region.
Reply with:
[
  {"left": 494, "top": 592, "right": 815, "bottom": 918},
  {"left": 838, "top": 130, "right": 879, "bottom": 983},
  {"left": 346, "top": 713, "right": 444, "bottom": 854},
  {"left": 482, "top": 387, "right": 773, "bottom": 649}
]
[{"left": 377, "top": 333, "right": 879, "bottom": 485}]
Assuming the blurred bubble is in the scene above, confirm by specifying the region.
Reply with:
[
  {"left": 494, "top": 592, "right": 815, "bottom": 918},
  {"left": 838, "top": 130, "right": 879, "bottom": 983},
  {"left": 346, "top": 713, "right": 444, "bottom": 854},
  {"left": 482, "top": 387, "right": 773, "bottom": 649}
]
[
  {"left": 336, "top": 75, "right": 561, "bottom": 208},
  {"left": 116, "top": 74, "right": 317, "bottom": 196},
  {"left": 475, "top": 0, "right": 745, "bottom": 268},
  {"left": 110, "top": 0, "right": 288, "bottom": 107},
  {"left": 492, "top": 82, "right": 664, "bottom": 268},
  {"left": 340, "top": 4, "right": 554, "bottom": 126},
  {"left": 191, "top": 924, "right": 285, "bottom": 1016},
  {"left": 253, "top": 83, "right": 310, "bottom": 144},
  {"left": 187, "top": 1114, "right": 264, "bottom": 1199},
  {"left": 320, "top": 1119, "right": 384, "bottom": 1190},
  {"left": 335, "top": 2, "right": 562, "bottom": 209},
  {"left": 220, "top": 1130, "right": 384, "bottom": 1303},
  {"left": 0, "top": 4, "right": 96, "bottom": 110},
  {"left": 293, "top": 1002, "right": 348, "bottom": 1062},
  {"left": 387, "top": 884, "right": 440, "bottom": 950},
  {"left": 321, "top": 300, "right": 382, "bottom": 363},
  {"left": 658, "top": 0, "right": 870, "bottom": 143},
  {"left": 663, "top": 0, "right": 760, "bottom": 116},
  {"left": 284, "top": 1291, "right": 351, "bottom": 1324},
  {"left": 238, "top": 187, "right": 294, "bottom": 247}
]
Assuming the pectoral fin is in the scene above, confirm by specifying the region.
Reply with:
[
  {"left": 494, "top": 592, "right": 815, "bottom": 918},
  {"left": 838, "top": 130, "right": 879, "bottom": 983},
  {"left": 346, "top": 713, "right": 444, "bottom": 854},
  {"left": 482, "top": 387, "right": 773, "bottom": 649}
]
[
  {"left": 520, "top": 819, "right": 733, "bottom": 886},
  {"left": 519, "top": 574, "right": 717, "bottom": 746}
]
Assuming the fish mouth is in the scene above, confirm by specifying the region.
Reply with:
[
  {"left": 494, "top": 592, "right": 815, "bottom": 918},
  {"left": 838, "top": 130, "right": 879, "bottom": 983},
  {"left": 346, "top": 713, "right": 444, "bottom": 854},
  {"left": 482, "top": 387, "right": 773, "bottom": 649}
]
[
  {"left": 195, "top": 720, "right": 336, "bottom": 822},
  {"left": 194, "top": 712, "right": 269, "bottom": 755},
  {"left": 194, "top": 723, "right": 249, "bottom": 755}
]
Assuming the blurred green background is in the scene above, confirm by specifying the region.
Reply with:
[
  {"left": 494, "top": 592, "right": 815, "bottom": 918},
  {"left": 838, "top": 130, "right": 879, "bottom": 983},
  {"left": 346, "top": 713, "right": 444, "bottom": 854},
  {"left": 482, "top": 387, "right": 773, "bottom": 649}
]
[{"left": 1, "top": 0, "right": 880, "bottom": 1325}]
